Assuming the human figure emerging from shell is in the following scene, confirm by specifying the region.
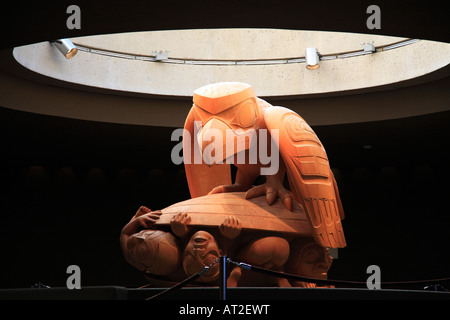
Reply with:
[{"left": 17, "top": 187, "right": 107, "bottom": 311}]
[{"left": 120, "top": 82, "right": 346, "bottom": 287}]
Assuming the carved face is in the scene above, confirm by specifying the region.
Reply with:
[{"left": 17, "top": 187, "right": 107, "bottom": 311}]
[
  {"left": 287, "top": 240, "right": 333, "bottom": 280},
  {"left": 182, "top": 231, "right": 221, "bottom": 282},
  {"left": 192, "top": 83, "right": 261, "bottom": 164},
  {"left": 299, "top": 243, "right": 333, "bottom": 279},
  {"left": 127, "top": 230, "right": 180, "bottom": 275}
]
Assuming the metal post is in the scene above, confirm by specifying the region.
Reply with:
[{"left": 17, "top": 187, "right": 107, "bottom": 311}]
[{"left": 219, "top": 255, "right": 227, "bottom": 300}]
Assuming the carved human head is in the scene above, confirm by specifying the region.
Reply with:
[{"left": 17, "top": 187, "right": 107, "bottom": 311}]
[
  {"left": 286, "top": 238, "right": 333, "bottom": 280},
  {"left": 182, "top": 230, "right": 221, "bottom": 282},
  {"left": 127, "top": 229, "right": 180, "bottom": 275}
]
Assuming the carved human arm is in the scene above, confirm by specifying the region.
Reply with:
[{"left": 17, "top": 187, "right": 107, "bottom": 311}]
[
  {"left": 219, "top": 216, "right": 241, "bottom": 240},
  {"left": 219, "top": 216, "right": 241, "bottom": 256},
  {"left": 120, "top": 207, "right": 161, "bottom": 265},
  {"left": 170, "top": 212, "right": 191, "bottom": 238}
]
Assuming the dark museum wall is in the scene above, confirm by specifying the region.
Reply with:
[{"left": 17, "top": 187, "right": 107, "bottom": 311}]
[{"left": 0, "top": 102, "right": 449, "bottom": 289}]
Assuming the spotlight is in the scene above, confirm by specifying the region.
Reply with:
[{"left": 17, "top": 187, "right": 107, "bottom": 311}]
[
  {"left": 305, "top": 47, "right": 320, "bottom": 70},
  {"left": 154, "top": 51, "right": 168, "bottom": 61},
  {"left": 363, "top": 42, "right": 376, "bottom": 53},
  {"left": 51, "top": 39, "right": 78, "bottom": 59}
]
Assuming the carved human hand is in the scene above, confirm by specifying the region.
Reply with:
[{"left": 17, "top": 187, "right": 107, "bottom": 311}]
[
  {"left": 120, "top": 207, "right": 162, "bottom": 267},
  {"left": 245, "top": 174, "right": 293, "bottom": 211},
  {"left": 134, "top": 205, "right": 151, "bottom": 218},
  {"left": 170, "top": 212, "right": 191, "bottom": 238},
  {"left": 134, "top": 210, "right": 162, "bottom": 228},
  {"left": 219, "top": 216, "right": 241, "bottom": 239}
]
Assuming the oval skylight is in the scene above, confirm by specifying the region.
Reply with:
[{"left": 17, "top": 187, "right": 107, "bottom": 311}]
[{"left": 12, "top": 29, "right": 450, "bottom": 97}]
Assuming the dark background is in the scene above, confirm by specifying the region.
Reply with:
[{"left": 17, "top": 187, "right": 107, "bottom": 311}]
[
  {"left": 1, "top": 107, "right": 449, "bottom": 289},
  {"left": 0, "top": 0, "right": 449, "bottom": 290}
]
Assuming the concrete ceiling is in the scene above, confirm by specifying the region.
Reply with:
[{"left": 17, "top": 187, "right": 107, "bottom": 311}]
[
  {"left": 11, "top": 31, "right": 449, "bottom": 98},
  {"left": 0, "top": 1, "right": 448, "bottom": 133},
  {"left": 1, "top": 44, "right": 449, "bottom": 128},
  {"left": 1, "top": 1, "right": 448, "bottom": 124}
]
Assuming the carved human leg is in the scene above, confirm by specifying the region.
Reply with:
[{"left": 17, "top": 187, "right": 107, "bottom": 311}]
[{"left": 229, "top": 236, "right": 291, "bottom": 287}]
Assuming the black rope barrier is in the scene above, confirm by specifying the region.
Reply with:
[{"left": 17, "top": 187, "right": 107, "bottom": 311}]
[
  {"left": 143, "top": 256, "right": 450, "bottom": 300},
  {"left": 227, "top": 258, "right": 367, "bottom": 287},
  {"left": 227, "top": 258, "right": 450, "bottom": 289},
  {"left": 145, "top": 258, "right": 220, "bottom": 300}
]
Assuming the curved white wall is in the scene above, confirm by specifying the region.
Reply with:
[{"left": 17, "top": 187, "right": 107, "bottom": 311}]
[{"left": 12, "top": 29, "right": 450, "bottom": 97}]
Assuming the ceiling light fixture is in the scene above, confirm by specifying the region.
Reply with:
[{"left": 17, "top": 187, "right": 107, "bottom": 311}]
[
  {"left": 51, "top": 39, "right": 78, "bottom": 59},
  {"left": 305, "top": 47, "right": 320, "bottom": 70},
  {"left": 363, "top": 42, "right": 376, "bottom": 53}
]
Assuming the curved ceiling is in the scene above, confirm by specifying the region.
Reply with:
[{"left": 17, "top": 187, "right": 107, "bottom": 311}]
[
  {"left": 1, "top": 2, "right": 449, "bottom": 127},
  {"left": 12, "top": 30, "right": 450, "bottom": 97}
]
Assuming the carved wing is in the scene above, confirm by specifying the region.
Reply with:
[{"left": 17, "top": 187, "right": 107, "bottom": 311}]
[
  {"left": 264, "top": 106, "right": 346, "bottom": 248},
  {"left": 183, "top": 107, "right": 232, "bottom": 198}
]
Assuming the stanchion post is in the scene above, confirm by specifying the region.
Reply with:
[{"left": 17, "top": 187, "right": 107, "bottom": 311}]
[{"left": 219, "top": 255, "right": 227, "bottom": 300}]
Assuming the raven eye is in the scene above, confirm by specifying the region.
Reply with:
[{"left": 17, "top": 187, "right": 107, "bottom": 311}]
[{"left": 231, "top": 101, "right": 256, "bottom": 128}]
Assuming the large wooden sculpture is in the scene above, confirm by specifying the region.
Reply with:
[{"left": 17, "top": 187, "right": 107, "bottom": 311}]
[{"left": 120, "top": 82, "right": 346, "bottom": 287}]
